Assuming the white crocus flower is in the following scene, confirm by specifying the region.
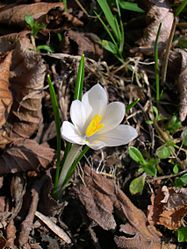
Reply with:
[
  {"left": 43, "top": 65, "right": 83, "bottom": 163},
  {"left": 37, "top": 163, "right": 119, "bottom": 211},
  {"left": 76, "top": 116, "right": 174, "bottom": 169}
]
[{"left": 61, "top": 84, "right": 138, "bottom": 150}]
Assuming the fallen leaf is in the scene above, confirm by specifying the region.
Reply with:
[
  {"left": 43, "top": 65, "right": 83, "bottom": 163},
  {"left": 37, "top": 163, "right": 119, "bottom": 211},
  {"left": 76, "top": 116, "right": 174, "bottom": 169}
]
[
  {"left": 148, "top": 186, "right": 187, "bottom": 230},
  {"left": 76, "top": 166, "right": 162, "bottom": 249},
  {"left": 0, "top": 51, "right": 12, "bottom": 127},
  {"left": 0, "top": 34, "right": 46, "bottom": 148},
  {"left": 64, "top": 30, "right": 103, "bottom": 60},
  {"left": 0, "top": 139, "right": 54, "bottom": 175},
  {"left": 167, "top": 49, "right": 187, "bottom": 121},
  {"left": 136, "top": 0, "right": 174, "bottom": 55},
  {"left": 0, "top": 2, "right": 65, "bottom": 27}
]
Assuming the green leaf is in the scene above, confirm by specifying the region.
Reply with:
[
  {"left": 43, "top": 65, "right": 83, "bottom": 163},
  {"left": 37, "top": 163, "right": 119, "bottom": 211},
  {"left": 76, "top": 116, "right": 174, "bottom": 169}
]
[
  {"left": 47, "top": 75, "right": 61, "bottom": 193},
  {"left": 143, "top": 159, "right": 158, "bottom": 177},
  {"left": 180, "top": 174, "right": 187, "bottom": 185},
  {"left": 129, "top": 174, "right": 146, "bottom": 195},
  {"left": 101, "top": 40, "right": 118, "bottom": 54},
  {"left": 126, "top": 98, "right": 140, "bottom": 112},
  {"left": 177, "top": 227, "right": 187, "bottom": 242},
  {"left": 156, "top": 145, "right": 173, "bottom": 159},
  {"left": 178, "top": 38, "right": 187, "bottom": 48},
  {"left": 96, "top": 0, "right": 120, "bottom": 40},
  {"left": 174, "top": 177, "right": 184, "bottom": 187},
  {"left": 74, "top": 54, "right": 85, "bottom": 100},
  {"left": 173, "top": 164, "right": 179, "bottom": 174},
  {"left": 119, "top": 1, "right": 144, "bottom": 13},
  {"left": 36, "top": 45, "right": 53, "bottom": 53},
  {"left": 165, "top": 115, "right": 182, "bottom": 134},
  {"left": 128, "top": 146, "right": 145, "bottom": 164},
  {"left": 182, "top": 128, "right": 187, "bottom": 146},
  {"left": 24, "top": 15, "right": 34, "bottom": 27},
  {"left": 175, "top": 0, "right": 187, "bottom": 16}
]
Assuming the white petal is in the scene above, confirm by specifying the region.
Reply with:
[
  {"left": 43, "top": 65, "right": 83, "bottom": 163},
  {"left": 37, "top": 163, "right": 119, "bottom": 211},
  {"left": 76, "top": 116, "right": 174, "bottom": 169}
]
[
  {"left": 91, "top": 125, "right": 137, "bottom": 148},
  {"left": 61, "top": 121, "right": 85, "bottom": 145},
  {"left": 70, "top": 100, "right": 88, "bottom": 134},
  {"left": 82, "top": 84, "right": 108, "bottom": 116},
  {"left": 99, "top": 102, "right": 125, "bottom": 134}
]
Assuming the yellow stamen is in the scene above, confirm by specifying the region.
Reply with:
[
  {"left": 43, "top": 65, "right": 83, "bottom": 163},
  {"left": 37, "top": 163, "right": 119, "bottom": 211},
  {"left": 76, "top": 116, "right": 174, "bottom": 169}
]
[{"left": 86, "top": 114, "right": 104, "bottom": 137}]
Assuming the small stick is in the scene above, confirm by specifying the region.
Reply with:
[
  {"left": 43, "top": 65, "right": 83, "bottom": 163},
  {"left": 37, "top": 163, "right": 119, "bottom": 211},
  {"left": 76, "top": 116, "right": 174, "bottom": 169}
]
[
  {"left": 35, "top": 211, "right": 71, "bottom": 244},
  {"left": 161, "top": 17, "right": 178, "bottom": 84}
]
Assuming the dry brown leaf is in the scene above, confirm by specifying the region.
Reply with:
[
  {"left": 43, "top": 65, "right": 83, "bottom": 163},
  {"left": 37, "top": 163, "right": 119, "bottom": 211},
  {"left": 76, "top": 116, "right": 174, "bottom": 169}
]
[
  {"left": 136, "top": 0, "right": 174, "bottom": 55},
  {"left": 0, "top": 51, "right": 12, "bottom": 127},
  {"left": 76, "top": 166, "right": 162, "bottom": 249},
  {"left": 64, "top": 30, "right": 103, "bottom": 60},
  {"left": 0, "top": 34, "right": 46, "bottom": 148},
  {"left": 148, "top": 186, "right": 187, "bottom": 230},
  {"left": 0, "top": 139, "right": 54, "bottom": 175},
  {"left": 168, "top": 49, "right": 187, "bottom": 121},
  {"left": 0, "top": 2, "right": 64, "bottom": 27}
]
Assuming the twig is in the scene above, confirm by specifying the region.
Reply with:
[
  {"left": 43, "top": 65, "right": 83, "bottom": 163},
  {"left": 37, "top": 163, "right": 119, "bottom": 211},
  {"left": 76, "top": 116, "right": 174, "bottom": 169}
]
[
  {"left": 161, "top": 17, "right": 178, "bottom": 84},
  {"left": 35, "top": 211, "right": 71, "bottom": 244},
  {"left": 18, "top": 176, "right": 48, "bottom": 247},
  {"left": 148, "top": 168, "right": 187, "bottom": 182}
]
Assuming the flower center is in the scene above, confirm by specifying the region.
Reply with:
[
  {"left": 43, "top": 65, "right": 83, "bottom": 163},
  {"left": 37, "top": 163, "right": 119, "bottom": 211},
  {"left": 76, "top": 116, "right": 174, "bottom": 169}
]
[{"left": 86, "top": 114, "right": 104, "bottom": 137}]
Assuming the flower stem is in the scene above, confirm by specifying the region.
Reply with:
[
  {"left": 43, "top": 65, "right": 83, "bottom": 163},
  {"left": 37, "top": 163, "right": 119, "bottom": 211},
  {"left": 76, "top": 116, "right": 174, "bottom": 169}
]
[{"left": 55, "top": 145, "right": 89, "bottom": 198}]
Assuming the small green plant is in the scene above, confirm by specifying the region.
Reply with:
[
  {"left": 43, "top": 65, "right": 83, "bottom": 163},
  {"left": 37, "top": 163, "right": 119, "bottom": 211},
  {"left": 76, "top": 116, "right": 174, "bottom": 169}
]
[
  {"left": 24, "top": 15, "right": 46, "bottom": 38},
  {"left": 128, "top": 146, "right": 158, "bottom": 194},
  {"left": 25, "top": 15, "right": 52, "bottom": 52},
  {"left": 96, "top": 0, "right": 125, "bottom": 63}
]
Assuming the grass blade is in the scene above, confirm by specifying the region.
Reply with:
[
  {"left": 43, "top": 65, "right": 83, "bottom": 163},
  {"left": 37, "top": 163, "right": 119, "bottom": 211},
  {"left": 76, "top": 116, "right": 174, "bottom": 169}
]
[
  {"left": 74, "top": 54, "right": 85, "bottom": 100},
  {"left": 96, "top": 0, "right": 120, "bottom": 40},
  {"left": 175, "top": 0, "right": 187, "bottom": 16},
  {"left": 47, "top": 75, "right": 61, "bottom": 193},
  {"left": 154, "top": 23, "right": 162, "bottom": 102}
]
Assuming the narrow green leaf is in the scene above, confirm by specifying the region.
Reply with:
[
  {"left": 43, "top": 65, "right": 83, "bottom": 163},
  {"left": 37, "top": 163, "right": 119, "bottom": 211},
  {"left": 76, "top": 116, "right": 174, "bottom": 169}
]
[
  {"left": 101, "top": 40, "right": 118, "bottom": 54},
  {"left": 96, "top": 0, "right": 120, "bottom": 40},
  {"left": 74, "top": 54, "right": 85, "bottom": 100},
  {"left": 36, "top": 45, "right": 53, "bottom": 53},
  {"left": 129, "top": 174, "right": 146, "bottom": 195},
  {"left": 126, "top": 98, "right": 140, "bottom": 112},
  {"left": 128, "top": 146, "right": 145, "bottom": 164},
  {"left": 175, "top": 0, "right": 187, "bottom": 16},
  {"left": 119, "top": 1, "right": 144, "bottom": 13},
  {"left": 47, "top": 75, "right": 61, "bottom": 192},
  {"left": 95, "top": 11, "right": 117, "bottom": 46}
]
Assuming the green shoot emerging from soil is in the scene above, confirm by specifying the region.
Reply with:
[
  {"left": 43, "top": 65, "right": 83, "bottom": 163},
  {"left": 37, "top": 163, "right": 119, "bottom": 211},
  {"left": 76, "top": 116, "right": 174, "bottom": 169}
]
[{"left": 96, "top": 0, "right": 125, "bottom": 63}]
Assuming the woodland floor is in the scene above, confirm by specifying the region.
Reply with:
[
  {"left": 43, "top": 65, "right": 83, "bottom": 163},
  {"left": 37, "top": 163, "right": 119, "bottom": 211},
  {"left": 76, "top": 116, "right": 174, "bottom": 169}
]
[{"left": 0, "top": 0, "right": 187, "bottom": 249}]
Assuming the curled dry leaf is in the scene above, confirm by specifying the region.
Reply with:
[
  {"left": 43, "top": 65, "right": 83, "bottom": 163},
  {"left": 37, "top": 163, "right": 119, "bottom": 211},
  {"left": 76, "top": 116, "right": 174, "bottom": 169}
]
[
  {"left": 0, "top": 35, "right": 46, "bottom": 148},
  {"left": 64, "top": 30, "right": 103, "bottom": 60},
  {"left": 168, "top": 49, "right": 187, "bottom": 121},
  {"left": 0, "top": 2, "right": 64, "bottom": 27},
  {"left": 0, "top": 139, "right": 54, "bottom": 175},
  {"left": 0, "top": 51, "right": 12, "bottom": 127},
  {"left": 76, "top": 166, "right": 162, "bottom": 249},
  {"left": 136, "top": 0, "right": 174, "bottom": 55},
  {"left": 148, "top": 186, "right": 187, "bottom": 230}
]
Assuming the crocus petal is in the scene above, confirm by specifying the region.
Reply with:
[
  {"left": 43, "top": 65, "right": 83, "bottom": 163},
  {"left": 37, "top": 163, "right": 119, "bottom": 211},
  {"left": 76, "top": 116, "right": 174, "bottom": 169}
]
[
  {"left": 89, "top": 125, "right": 137, "bottom": 148},
  {"left": 61, "top": 121, "right": 85, "bottom": 145},
  {"left": 82, "top": 84, "right": 108, "bottom": 116},
  {"left": 98, "top": 102, "right": 125, "bottom": 134},
  {"left": 70, "top": 100, "right": 88, "bottom": 134}
]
